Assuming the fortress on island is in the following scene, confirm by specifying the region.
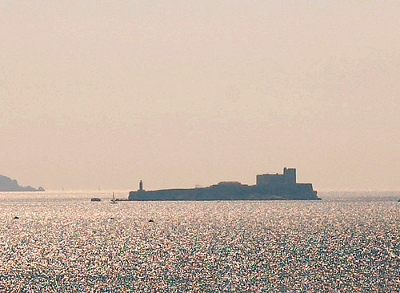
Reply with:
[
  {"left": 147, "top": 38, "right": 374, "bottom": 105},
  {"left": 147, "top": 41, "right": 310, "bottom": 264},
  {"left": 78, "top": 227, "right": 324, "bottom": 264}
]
[{"left": 128, "top": 168, "right": 320, "bottom": 201}]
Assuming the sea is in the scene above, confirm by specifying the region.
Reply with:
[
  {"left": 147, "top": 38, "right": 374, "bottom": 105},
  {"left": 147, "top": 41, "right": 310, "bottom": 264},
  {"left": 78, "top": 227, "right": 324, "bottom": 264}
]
[{"left": 0, "top": 191, "right": 399, "bottom": 292}]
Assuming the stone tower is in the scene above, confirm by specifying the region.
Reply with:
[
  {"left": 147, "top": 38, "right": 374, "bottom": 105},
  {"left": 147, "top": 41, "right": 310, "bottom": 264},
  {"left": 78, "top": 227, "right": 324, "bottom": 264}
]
[{"left": 283, "top": 168, "right": 296, "bottom": 184}]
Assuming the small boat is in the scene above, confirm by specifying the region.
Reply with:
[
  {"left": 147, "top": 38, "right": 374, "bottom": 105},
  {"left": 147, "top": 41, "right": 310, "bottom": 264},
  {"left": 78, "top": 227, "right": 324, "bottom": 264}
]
[
  {"left": 111, "top": 192, "right": 117, "bottom": 204},
  {"left": 91, "top": 198, "right": 101, "bottom": 202}
]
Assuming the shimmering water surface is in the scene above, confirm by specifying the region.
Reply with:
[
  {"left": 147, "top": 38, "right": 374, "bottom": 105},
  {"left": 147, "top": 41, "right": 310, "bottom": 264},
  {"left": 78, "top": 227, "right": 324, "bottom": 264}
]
[{"left": 0, "top": 191, "right": 399, "bottom": 292}]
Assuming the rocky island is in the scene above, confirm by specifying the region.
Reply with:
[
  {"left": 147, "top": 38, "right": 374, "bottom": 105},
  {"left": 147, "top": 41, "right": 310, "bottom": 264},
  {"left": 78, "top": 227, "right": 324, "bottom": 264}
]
[
  {"left": 128, "top": 168, "right": 319, "bottom": 201},
  {"left": 0, "top": 174, "right": 45, "bottom": 192}
]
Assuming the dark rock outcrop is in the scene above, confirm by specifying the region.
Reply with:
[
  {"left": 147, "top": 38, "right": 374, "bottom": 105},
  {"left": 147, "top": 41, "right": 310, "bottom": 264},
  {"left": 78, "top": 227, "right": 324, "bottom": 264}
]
[{"left": 0, "top": 174, "right": 45, "bottom": 192}]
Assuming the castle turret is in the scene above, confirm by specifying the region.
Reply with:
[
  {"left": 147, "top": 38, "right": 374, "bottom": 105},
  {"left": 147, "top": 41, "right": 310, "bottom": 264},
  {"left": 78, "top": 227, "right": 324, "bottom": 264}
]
[{"left": 283, "top": 168, "right": 296, "bottom": 184}]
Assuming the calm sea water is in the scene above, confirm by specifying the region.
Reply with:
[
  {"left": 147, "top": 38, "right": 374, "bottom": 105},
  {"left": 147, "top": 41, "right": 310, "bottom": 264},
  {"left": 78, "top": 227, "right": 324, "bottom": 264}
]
[{"left": 0, "top": 191, "right": 399, "bottom": 292}]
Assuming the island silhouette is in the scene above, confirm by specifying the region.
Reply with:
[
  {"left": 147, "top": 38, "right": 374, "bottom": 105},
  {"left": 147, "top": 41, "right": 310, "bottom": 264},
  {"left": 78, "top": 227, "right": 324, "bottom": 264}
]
[
  {"left": 128, "top": 168, "right": 319, "bottom": 201},
  {"left": 0, "top": 174, "right": 44, "bottom": 192}
]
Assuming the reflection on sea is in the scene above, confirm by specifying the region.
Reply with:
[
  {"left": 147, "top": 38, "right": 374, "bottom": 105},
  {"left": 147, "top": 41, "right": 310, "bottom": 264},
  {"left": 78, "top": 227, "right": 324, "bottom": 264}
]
[{"left": 0, "top": 191, "right": 399, "bottom": 291}]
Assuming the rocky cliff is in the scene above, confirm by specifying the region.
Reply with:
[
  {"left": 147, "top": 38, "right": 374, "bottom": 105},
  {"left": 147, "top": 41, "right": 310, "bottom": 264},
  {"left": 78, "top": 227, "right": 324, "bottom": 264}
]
[{"left": 0, "top": 174, "right": 44, "bottom": 192}]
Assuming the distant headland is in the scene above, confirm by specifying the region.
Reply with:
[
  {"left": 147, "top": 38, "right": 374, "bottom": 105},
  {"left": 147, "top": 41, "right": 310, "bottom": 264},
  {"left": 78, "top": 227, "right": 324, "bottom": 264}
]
[
  {"left": 128, "top": 168, "right": 319, "bottom": 201},
  {"left": 0, "top": 174, "right": 45, "bottom": 192}
]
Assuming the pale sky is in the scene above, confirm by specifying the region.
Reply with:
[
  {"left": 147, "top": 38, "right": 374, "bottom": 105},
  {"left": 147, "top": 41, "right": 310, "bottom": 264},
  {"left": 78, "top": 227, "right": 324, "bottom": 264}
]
[{"left": 1, "top": 1, "right": 399, "bottom": 191}]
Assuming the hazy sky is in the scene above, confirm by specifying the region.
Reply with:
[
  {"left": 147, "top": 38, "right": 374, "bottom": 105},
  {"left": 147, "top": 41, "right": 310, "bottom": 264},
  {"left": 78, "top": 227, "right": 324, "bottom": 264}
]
[{"left": 1, "top": 1, "right": 399, "bottom": 191}]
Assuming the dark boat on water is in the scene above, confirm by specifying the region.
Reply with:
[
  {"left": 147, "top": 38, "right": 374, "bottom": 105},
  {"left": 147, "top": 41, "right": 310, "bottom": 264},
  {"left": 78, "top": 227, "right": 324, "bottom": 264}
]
[
  {"left": 91, "top": 198, "right": 101, "bottom": 202},
  {"left": 128, "top": 168, "right": 320, "bottom": 201}
]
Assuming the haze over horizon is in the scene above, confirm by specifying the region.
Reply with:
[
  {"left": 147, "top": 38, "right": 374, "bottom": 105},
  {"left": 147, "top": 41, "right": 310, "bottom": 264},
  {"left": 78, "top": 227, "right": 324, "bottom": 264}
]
[{"left": 1, "top": 1, "right": 399, "bottom": 191}]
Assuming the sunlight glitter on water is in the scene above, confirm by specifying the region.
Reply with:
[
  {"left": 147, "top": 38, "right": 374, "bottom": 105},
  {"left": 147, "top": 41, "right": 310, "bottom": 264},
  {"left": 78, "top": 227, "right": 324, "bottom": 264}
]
[{"left": 0, "top": 191, "right": 399, "bottom": 292}]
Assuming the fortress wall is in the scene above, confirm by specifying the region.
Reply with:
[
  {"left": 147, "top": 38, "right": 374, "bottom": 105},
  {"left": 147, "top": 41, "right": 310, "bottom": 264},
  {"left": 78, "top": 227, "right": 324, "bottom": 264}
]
[
  {"left": 256, "top": 174, "right": 285, "bottom": 186},
  {"left": 257, "top": 168, "right": 297, "bottom": 186},
  {"left": 295, "top": 183, "right": 314, "bottom": 191}
]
